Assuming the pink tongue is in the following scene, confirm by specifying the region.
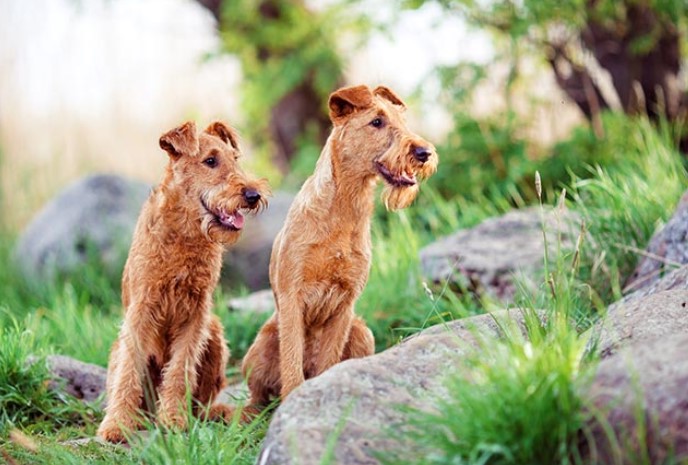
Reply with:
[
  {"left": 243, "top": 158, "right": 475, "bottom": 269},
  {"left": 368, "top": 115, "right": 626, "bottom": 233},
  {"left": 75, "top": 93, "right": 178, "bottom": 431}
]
[
  {"left": 219, "top": 210, "right": 245, "bottom": 229},
  {"left": 232, "top": 211, "right": 245, "bottom": 229}
]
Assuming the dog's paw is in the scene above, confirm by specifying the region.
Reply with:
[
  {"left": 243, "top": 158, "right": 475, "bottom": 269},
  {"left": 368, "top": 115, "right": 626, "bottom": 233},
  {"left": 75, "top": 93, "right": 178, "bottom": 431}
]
[
  {"left": 97, "top": 423, "right": 128, "bottom": 444},
  {"left": 205, "top": 403, "right": 235, "bottom": 422},
  {"left": 158, "top": 408, "right": 188, "bottom": 430}
]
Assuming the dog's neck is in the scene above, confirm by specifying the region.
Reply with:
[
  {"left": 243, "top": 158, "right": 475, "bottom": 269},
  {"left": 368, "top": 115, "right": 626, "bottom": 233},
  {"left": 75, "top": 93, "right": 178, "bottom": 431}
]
[
  {"left": 150, "top": 181, "right": 224, "bottom": 257},
  {"left": 315, "top": 140, "right": 377, "bottom": 223}
]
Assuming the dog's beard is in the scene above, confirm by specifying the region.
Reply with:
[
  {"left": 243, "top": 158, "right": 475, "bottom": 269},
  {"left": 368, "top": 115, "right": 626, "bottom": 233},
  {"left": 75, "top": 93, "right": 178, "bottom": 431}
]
[{"left": 382, "top": 184, "right": 419, "bottom": 211}]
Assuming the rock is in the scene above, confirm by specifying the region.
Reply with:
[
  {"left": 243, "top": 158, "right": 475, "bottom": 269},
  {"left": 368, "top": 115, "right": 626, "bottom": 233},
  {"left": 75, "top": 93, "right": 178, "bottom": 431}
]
[
  {"left": 14, "top": 174, "right": 151, "bottom": 282},
  {"left": 625, "top": 189, "right": 688, "bottom": 294},
  {"left": 222, "top": 191, "right": 294, "bottom": 291},
  {"left": 596, "top": 290, "right": 688, "bottom": 358},
  {"left": 582, "top": 270, "right": 688, "bottom": 463},
  {"left": 584, "top": 332, "right": 688, "bottom": 464},
  {"left": 257, "top": 310, "right": 535, "bottom": 465},
  {"left": 216, "top": 382, "right": 249, "bottom": 405},
  {"left": 419, "top": 207, "right": 580, "bottom": 301},
  {"left": 618, "top": 264, "right": 688, "bottom": 304},
  {"left": 62, "top": 437, "right": 112, "bottom": 448},
  {"left": 45, "top": 355, "right": 107, "bottom": 402},
  {"left": 227, "top": 289, "right": 275, "bottom": 314}
]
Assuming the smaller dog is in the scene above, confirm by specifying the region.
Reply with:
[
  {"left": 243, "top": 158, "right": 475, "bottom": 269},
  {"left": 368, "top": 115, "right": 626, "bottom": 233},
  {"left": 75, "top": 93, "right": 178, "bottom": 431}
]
[
  {"left": 97, "top": 121, "right": 269, "bottom": 443},
  {"left": 242, "top": 84, "right": 438, "bottom": 406}
]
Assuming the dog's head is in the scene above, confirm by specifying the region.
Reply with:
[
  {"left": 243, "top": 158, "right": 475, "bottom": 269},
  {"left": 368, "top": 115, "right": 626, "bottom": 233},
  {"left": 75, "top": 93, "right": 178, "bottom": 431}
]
[
  {"left": 327, "top": 85, "right": 438, "bottom": 210},
  {"left": 159, "top": 121, "right": 270, "bottom": 244}
]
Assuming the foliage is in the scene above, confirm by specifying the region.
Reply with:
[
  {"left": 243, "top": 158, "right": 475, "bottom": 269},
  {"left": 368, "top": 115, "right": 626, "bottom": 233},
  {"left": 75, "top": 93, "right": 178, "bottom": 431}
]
[
  {"left": 570, "top": 118, "right": 687, "bottom": 307},
  {"left": 406, "top": 0, "right": 688, "bottom": 38},
  {"left": 406, "top": 0, "right": 688, "bottom": 152},
  {"left": 217, "top": 0, "right": 369, "bottom": 180}
]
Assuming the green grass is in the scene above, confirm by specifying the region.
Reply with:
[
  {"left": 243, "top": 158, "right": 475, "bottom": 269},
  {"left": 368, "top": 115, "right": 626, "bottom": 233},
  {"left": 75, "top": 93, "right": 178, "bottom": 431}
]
[
  {"left": 4, "top": 410, "right": 268, "bottom": 465},
  {"left": 388, "top": 310, "right": 592, "bottom": 465},
  {"left": 571, "top": 119, "right": 687, "bottom": 307},
  {"left": 0, "top": 323, "right": 61, "bottom": 433}
]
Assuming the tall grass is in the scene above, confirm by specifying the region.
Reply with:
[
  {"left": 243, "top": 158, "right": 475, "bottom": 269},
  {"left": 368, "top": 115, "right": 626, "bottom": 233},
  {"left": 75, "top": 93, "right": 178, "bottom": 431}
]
[
  {"left": 571, "top": 119, "right": 687, "bottom": 308},
  {"left": 0, "top": 322, "right": 99, "bottom": 437},
  {"left": 391, "top": 311, "right": 591, "bottom": 465}
]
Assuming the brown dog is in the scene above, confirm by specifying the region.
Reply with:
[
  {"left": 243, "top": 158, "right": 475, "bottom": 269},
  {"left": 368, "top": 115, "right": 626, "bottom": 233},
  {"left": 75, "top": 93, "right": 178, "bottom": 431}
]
[
  {"left": 97, "top": 121, "right": 269, "bottom": 443},
  {"left": 241, "top": 85, "right": 438, "bottom": 406}
]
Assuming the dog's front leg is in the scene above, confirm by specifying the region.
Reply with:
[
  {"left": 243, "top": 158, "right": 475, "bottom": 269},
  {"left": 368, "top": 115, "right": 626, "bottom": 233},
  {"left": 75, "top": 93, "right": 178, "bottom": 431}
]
[
  {"left": 314, "top": 305, "right": 354, "bottom": 376},
  {"left": 98, "top": 321, "right": 149, "bottom": 443},
  {"left": 157, "top": 310, "right": 211, "bottom": 429},
  {"left": 278, "top": 297, "right": 305, "bottom": 399}
]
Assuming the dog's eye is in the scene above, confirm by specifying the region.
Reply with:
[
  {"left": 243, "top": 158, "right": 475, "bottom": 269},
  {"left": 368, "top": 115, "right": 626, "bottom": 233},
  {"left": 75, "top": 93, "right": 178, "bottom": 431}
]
[
  {"left": 203, "top": 157, "right": 218, "bottom": 168},
  {"left": 370, "top": 117, "right": 384, "bottom": 128}
]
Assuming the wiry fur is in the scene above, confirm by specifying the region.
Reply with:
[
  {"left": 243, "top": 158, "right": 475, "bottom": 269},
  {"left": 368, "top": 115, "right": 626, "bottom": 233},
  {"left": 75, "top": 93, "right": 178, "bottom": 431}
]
[
  {"left": 242, "top": 85, "right": 438, "bottom": 406},
  {"left": 97, "top": 121, "right": 269, "bottom": 443}
]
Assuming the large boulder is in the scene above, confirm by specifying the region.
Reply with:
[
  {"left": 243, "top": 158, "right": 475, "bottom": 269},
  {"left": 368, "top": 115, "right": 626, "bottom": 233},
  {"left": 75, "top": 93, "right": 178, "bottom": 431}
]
[
  {"left": 419, "top": 207, "right": 579, "bottom": 301},
  {"left": 222, "top": 191, "right": 294, "bottom": 291},
  {"left": 584, "top": 333, "right": 688, "bottom": 464},
  {"left": 624, "top": 189, "right": 688, "bottom": 294},
  {"left": 595, "top": 290, "right": 688, "bottom": 358},
  {"left": 257, "top": 310, "right": 533, "bottom": 465},
  {"left": 582, "top": 277, "right": 688, "bottom": 462},
  {"left": 14, "top": 174, "right": 151, "bottom": 281},
  {"left": 618, "top": 263, "right": 688, "bottom": 305}
]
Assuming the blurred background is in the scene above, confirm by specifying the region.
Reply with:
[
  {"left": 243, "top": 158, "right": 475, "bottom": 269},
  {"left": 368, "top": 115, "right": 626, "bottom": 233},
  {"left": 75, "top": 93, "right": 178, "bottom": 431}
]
[
  {"left": 1, "top": 0, "right": 595, "bottom": 230},
  {"left": 1, "top": 0, "right": 687, "bottom": 320}
]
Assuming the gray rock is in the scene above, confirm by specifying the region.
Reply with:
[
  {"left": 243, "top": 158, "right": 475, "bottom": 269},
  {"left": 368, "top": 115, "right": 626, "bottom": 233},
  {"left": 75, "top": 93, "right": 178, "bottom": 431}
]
[
  {"left": 45, "top": 355, "right": 107, "bottom": 402},
  {"left": 227, "top": 289, "right": 275, "bottom": 314},
  {"left": 257, "top": 310, "right": 535, "bottom": 465},
  {"left": 222, "top": 191, "right": 294, "bottom": 291},
  {"left": 217, "top": 382, "right": 249, "bottom": 405},
  {"left": 419, "top": 207, "right": 579, "bottom": 301},
  {"left": 584, "top": 332, "right": 688, "bottom": 464},
  {"left": 618, "top": 264, "right": 688, "bottom": 305},
  {"left": 14, "top": 174, "right": 151, "bottom": 281},
  {"left": 583, "top": 266, "right": 688, "bottom": 463},
  {"left": 625, "top": 189, "right": 688, "bottom": 294},
  {"left": 596, "top": 290, "right": 688, "bottom": 358}
]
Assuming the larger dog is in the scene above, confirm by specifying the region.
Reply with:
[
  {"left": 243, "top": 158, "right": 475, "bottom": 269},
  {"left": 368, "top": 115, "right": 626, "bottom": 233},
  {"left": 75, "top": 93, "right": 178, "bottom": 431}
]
[{"left": 242, "top": 85, "right": 438, "bottom": 406}]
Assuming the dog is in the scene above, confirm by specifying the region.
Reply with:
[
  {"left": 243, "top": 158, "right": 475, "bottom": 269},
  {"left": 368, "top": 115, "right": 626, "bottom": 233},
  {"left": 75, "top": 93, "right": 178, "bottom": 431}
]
[
  {"left": 241, "top": 84, "right": 438, "bottom": 406},
  {"left": 97, "top": 121, "right": 269, "bottom": 443}
]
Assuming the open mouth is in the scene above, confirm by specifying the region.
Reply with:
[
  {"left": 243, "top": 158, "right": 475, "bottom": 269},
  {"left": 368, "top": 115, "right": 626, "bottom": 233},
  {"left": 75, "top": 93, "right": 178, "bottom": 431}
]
[
  {"left": 200, "top": 198, "right": 245, "bottom": 231},
  {"left": 375, "top": 161, "right": 417, "bottom": 187}
]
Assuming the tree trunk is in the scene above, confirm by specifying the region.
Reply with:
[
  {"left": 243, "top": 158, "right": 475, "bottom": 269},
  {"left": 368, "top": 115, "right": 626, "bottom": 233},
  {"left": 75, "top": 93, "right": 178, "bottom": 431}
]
[
  {"left": 196, "top": 0, "right": 337, "bottom": 171},
  {"left": 582, "top": 1, "right": 683, "bottom": 121}
]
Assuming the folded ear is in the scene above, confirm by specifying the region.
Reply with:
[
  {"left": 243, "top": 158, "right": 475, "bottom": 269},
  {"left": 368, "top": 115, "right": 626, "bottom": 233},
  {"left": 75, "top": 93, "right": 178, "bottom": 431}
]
[
  {"left": 373, "top": 86, "right": 406, "bottom": 110},
  {"left": 328, "top": 85, "right": 374, "bottom": 123},
  {"left": 205, "top": 121, "right": 240, "bottom": 150},
  {"left": 159, "top": 121, "right": 199, "bottom": 159}
]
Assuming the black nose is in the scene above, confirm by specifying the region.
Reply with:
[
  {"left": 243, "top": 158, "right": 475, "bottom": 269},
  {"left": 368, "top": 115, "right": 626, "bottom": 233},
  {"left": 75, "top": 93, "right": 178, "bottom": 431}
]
[
  {"left": 413, "top": 146, "right": 432, "bottom": 163},
  {"left": 243, "top": 188, "right": 261, "bottom": 206}
]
